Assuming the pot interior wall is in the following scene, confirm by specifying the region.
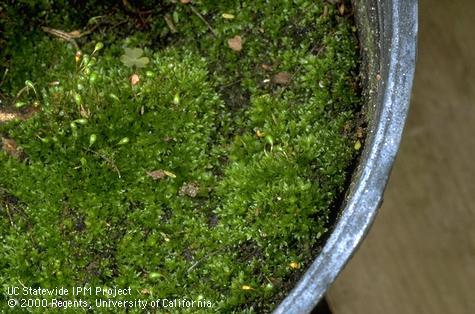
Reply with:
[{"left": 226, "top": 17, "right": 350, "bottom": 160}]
[{"left": 273, "top": 1, "right": 417, "bottom": 313}]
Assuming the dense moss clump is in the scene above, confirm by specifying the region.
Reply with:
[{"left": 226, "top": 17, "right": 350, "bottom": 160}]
[{"left": 0, "top": 0, "right": 362, "bottom": 312}]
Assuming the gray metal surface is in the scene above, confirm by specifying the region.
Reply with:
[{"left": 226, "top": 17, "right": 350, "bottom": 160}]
[{"left": 274, "top": 0, "right": 418, "bottom": 313}]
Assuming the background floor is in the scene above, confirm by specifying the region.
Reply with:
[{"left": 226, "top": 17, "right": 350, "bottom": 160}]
[{"left": 326, "top": 0, "right": 475, "bottom": 313}]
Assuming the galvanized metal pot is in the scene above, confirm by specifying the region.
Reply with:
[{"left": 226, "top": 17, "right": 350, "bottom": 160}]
[{"left": 274, "top": 1, "right": 418, "bottom": 313}]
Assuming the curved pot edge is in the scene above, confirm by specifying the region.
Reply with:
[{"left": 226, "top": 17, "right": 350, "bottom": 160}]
[{"left": 274, "top": 1, "right": 418, "bottom": 313}]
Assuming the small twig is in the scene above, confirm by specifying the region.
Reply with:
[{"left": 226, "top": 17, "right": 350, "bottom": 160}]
[
  {"left": 108, "top": 20, "right": 128, "bottom": 32},
  {"left": 187, "top": 260, "right": 200, "bottom": 273},
  {"left": 18, "top": 280, "right": 27, "bottom": 289},
  {"left": 274, "top": 42, "right": 325, "bottom": 97},
  {"left": 41, "top": 27, "right": 80, "bottom": 50},
  {"left": 164, "top": 14, "right": 178, "bottom": 33},
  {"left": 12, "top": 81, "right": 38, "bottom": 107},
  {"left": 218, "top": 79, "right": 243, "bottom": 92},
  {"left": 41, "top": 23, "right": 103, "bottom": 50},
  {"left": 4, "top": 204, "right": 15, "bottom": 227},
  {"left": 189, "top": 5, "right": 217, "bottom": 37},
  {"left": 0, "top": 68, "right": 8, "bottom": 88},
  {"left": 15, "top": 86, "right": 28, "bottom": 99},
  {"left": 187, "top": 247, "right": 225, "bottom": 273},
  {"left": 86, "top": 148, "right": 122, "bottom": 178}
]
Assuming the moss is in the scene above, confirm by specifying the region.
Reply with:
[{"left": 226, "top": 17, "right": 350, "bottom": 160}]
[{"left": 1, "top": 0, "right": 361, "bottom": 312}]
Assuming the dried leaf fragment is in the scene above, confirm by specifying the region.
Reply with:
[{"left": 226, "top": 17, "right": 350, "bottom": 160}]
[
  {"left": 130, "top": 74, "right": 140, "bottom": 86},
  {"left": 163, "top": 170, "right": 176, "bottom": 178},
  {"left": 272, "top": 72, "right": 291, "bottom": 85},
  {"left": 75, "top": 51, "right": 82, "bottom": 63},
  {"left": 261, "top": 64, "right": 272, "bottom": 71},
  {"left": 68, "top": 30, "right": 82, "bottom": 38},
  {"left": 164, "top": 14, "right": 178, "bottom": 33},
  {"left": 356, "top": 126, "right": 365, "bottom": 138},
  {"left": 1, "top": 106, "right": 39, "bottom": 123},
  {"left": 180, "top": 0, "right": 192, "bottom": 3},
  {"left": 141, "top": 288, "right": 151, "bottom": 295},
  {"left": 147, "top": 170, "right": 166, "bottom": 180},
  {"left": 80, "top": 105, "right": 90, "bottom": 118},
  {"left": 1, "top": 137, "right": 22, "bottom": 159},
  {"left": 0, "top": 111, "right": 20, "bottom": 123},
  {"left": 256, "top": 130, "right": 265, "bottom": 138},
  {"left": 228, "top": 35, "right": 243, "bottom": 52},
  {"left": 147, "top": 169, "right": 176, "bottom": 180},
  {"left": 339, "top": 3, "right": 346, "bottom": 15},
  {"left": 179, "top": 182, "right": 199, "bottom": 198},
  {"left": 222, "top": 13, "right": 235, "bottom": 19}
]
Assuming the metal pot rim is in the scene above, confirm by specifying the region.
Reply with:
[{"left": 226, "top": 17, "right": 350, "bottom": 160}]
[{"left": 274, "top": 1, "right": 418, "bottom": 313}]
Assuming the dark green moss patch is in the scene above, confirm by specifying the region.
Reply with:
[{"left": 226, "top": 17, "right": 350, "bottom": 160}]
[{"left": 1, "top": 0, "right": 362, "bottom": 312}]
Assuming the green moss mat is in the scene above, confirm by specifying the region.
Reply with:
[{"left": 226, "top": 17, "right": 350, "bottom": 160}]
[{"left": 0, "top": 1, "right": 362, "bottom": 312}]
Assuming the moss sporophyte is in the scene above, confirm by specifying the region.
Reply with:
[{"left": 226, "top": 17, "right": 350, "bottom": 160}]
[{"left": 0, "top": 1, "right": 363, "bottom": 312}]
